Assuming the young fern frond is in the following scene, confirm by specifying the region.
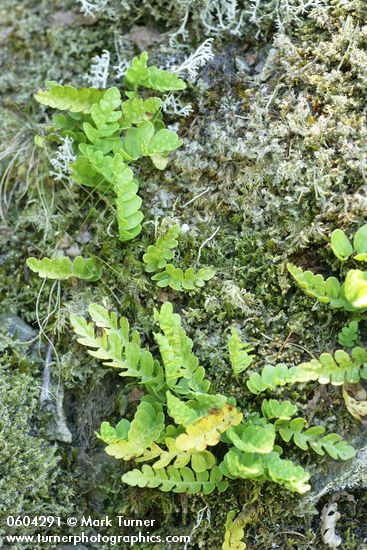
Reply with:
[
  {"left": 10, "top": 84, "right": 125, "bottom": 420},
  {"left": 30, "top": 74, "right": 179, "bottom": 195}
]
[
  {"left": 222, "top": 510, "right": 247, "bottom": 550},
  {"left": 26, "top": 256, "right": 102, "bottom": 281},
  {"left": 228, "top": 327, "right": 255, "bottom": 380},
  {"left": 122, "top": 464, "right": 228, "bottom": 494},
  {"left": 338, "top": 320, "right": 359, "bottom": 347},
  {"left": 151, "top": 264, "right": 216, "bottom": 291},
  {"left": 98, "top": 396, "right": 165, "bottom": 460},
  {"left": 220, "top": 448, "right": 311, "bottom": 494},
  {"left": 154, "top": 302, "right": 211, "bottom": 394},
  {"left": 274, "top": 418, "right": 356, "bottom": 460},
  {"left": 261, "top": 399, "right": 297, "bottom": 420},
  {"left": 143, "top": 225, "right": 180, "bottom": 273},
  {"left": 125, "top": 52, "right": 186, "bottom": 92}
]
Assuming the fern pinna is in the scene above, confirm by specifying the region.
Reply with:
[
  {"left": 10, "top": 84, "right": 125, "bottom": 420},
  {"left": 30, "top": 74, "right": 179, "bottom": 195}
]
[
  {"left": 35, "top": 53, "right": 185, "bottom": 243},
  {"left": 70, "top": 302, "right": 355, "bottom": 497}
]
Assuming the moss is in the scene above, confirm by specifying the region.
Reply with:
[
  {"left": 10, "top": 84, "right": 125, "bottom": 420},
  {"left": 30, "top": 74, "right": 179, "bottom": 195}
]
[{"left": 0, "top": 361, "right": 71, "bottom": 539}]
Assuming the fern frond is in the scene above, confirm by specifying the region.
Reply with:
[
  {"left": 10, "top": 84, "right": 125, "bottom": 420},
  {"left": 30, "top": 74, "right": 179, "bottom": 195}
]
[
  {"left": 222, "top": 510, "right": 246, "bottom": 550},
  {"left": 125, "top": 52, "right": 186, "bottom": 92},
  {"left": 100, "top": 396, "right": 165, "bottom": 460},
  {"left": 226, "top": 422, "right": 275, "bottom": 454},
  {"left": 221, "top": 448, "right": 311, "bottom": 494},
  {"left": 26, "top": 256, "right": 102, "bottom": 281},
  {"left": 143, "top": 225, "right": 180, "bottom": 273},
  {"left": 247, "top": 347, "right": 367, "bottom": 393},
  {"left": 175, "top": 404, "right": 243, "bottom": 452},
  {"left": 261, "top": 399, "right": 297, "bottom": 420},
  {"left": 228, "top": 327, "right": 255, "bottom": 379},
  {"left": 151, "top": 264, "right": 216, "bottom": 291},
  {"left": 166, "top": 391, "right": 227, "bottom": 427},
  {"left": 34, "top": 83, "right": 104, "bottom": 113},
  {"left": 121, "top": 97, "right": 162, "bottom": 125},
  {"left": 70, "top": 305, "right": 165, "bottom": 396},
  {"left": 154, "top": 302, "right": 211, "bottom": 394},
  {"left": 137, "top": 437, "right": 216, "bottom": 473},
  {"left": 338, "top": 320, "right": 359, "bottom": 347},
  {"left": 122, "top": 464, "right": 227, "bottom": 494},
  {"left": 275, "top": 418, "right": 356, "bottom": 460}
]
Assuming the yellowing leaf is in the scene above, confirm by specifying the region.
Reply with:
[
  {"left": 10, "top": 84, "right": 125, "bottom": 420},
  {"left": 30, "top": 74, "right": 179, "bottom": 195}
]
[{"left": 175, "top": 404, "right": 243, "bottom": 452}]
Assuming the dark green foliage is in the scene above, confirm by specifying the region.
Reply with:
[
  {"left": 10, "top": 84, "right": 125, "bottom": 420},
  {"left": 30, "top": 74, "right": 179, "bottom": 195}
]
[{"left": 0, "top": 365, "right": 69, "bottom": 535}]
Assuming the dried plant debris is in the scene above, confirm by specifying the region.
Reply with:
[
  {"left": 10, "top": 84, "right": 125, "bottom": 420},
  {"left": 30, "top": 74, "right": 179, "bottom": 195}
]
[{"left": 320, "top": 503, "right": 342, "bottom": 549}]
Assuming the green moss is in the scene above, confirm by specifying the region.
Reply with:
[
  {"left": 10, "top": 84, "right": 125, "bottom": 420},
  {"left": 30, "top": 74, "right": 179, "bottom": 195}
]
[{"left": 0, "top": 361, "right": 71, "bottom": 538}]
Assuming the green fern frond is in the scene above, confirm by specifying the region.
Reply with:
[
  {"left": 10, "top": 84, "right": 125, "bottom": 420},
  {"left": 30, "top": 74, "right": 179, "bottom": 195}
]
[
  {"left": 261, "top": 399, "right": 297, "bottom": 420},
  {"left": 69, "top": 305, "right": 165, "bottom": 397},
  {"left": 220, "top": 448, "right": 311, "bottom": 494},
  {"left": 34, "top": 82, "right": 104, "bottom": 113},
  {"left": 154, "top": 302, "right": 211, "bottom": 393},
  {"left": 26, "top": 256, "right": 102, "bottom": 281},
  {"left": 151, "top": 264, "right": 216, "bottom": 291},
  {"left": 166, "top": 391, "right": 227, "bottom": 427},
  {"left": 222, "top": 510, "right": 246, "bottom": 550},
  {"left": 228, "top": 327, "right": 255, "bottom": 380},
  {"left": 99, "top": 396, "right": 165, "bottom": 460},
  {"left": 247, "top": 347, "right": 367, "bottom": 393},
  {"left": 338, "top": 320, "right": 359, "bottom": 347},
  {"left": 226, "top": 422, "right": 275, "bottom": 454},
  {"left": 125, "top": 52, "right": 186, "bottom": 92},
  {"left": 122, "top": 464, "right": 227, "bottom": 494},
  {"left": 143, "top": 225, "right": 180, "bottom": 273},
  {"left": 275, "top": 418, "right": 356, "bottom": 460}
]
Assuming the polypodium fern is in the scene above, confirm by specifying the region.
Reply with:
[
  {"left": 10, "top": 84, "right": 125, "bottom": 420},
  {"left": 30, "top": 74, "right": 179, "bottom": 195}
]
[
  {"left": 26, "top": 255, "right": 102, "bottom": 281},
  {"left": 222, "top": 510, "right": 246, "bottom": 550},
  {"left": 143, "top": 224, "right": 180, "bottom": 273},
  {"left": 98, "top": 396, "right": 165, "bottom": 460},
  {"left": 35, "top": 82, "right": 103, "bottom": 113},
  {"left": 70, "top": 304, "right": 165, "bottom": 398},
  {"left": 34, "top": 54, "right": 185, "bottom": 243},
  {"left": 70, "top": 301, "right": 356, "bottom": 501},
  {"left": 125, "top": 52, "right": 186, "bottom": 93},
  {"left": 331, "top": 224, "right": 367, "bottom": 262},
  {"left": 228, "top": 327, "right": 255, "bottom": 380},
  {"left": 246, "top": 347, "right": 367, "bottom": 394},
  {"left": 121, "top": 464, "right": 228, "bottom": 494},
  {"left": 151, "top": 264, "right": 216, "bottom": 291},
  {"left": 274, "top": 418, "right": 356, "bottom": 460},
  {"left": 288, "top": 224, "right": 367, "bottom": 311},
  {"left": 221, "top": 448, "right": 311, "bottom": 493}
]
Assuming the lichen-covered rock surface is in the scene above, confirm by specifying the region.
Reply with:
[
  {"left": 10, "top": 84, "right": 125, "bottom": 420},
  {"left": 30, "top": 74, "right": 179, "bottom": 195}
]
[{"left": 1, "top": 0, "right": 367, "bottom": 548}]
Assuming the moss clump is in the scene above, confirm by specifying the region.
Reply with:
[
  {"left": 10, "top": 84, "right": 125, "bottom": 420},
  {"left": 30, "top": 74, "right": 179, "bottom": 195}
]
[{"left": 0, "top": 361, "right": 71, "bottom": 539}]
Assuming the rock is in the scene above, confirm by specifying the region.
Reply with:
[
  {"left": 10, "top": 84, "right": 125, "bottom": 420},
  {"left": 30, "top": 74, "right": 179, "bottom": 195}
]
[
  {"left": 0, "top": 314, "right": 37, "bottom": 342},
  {"left": 297, "top": 441, "right": 367, "bottom": 514},
  {"left": 127, "top": 25, "right": 163, "bottom": 51}
]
